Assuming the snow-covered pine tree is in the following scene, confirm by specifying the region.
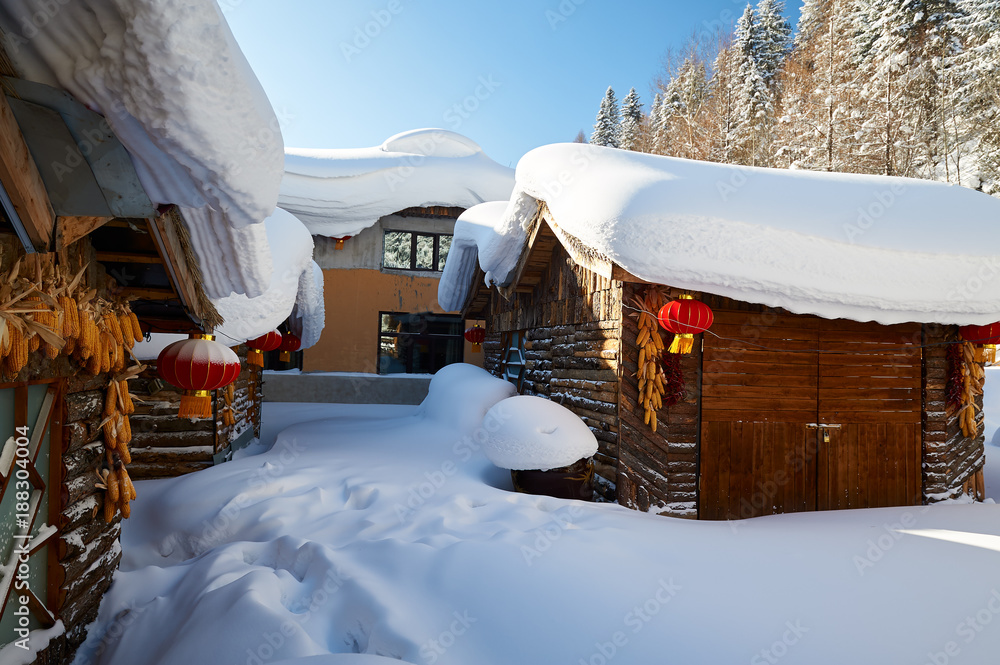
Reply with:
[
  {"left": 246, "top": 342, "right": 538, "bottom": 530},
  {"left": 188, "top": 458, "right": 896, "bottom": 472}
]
[
  {"left": 620, "top": 87, "right": 644, "bottom": 151},
  {"left": 951, "top": 0, "right": 1000, "bottom": 191},
  {"left": 755, "top": 0, "right": 793, "bottom": 89},
  {"left": 648, "top": 93, "right": 663, "bottom": 154},
  {"left": 732, "top": 4, "right": 775, "bottom": 166},
  {"left": 704, "top": 45, "right": 741, "bottom": 164},
  {"left": 591, "top": 87, "right": 621, "bottom": 148},
  {"left": 853, "top": 0, "right": 964, "bottom": 177},
  {"left": 775, "top": 0, "right": 866, "bottom": 172},
  {"left": 662, "top": 57, "right": 710, "bottom": 160}
]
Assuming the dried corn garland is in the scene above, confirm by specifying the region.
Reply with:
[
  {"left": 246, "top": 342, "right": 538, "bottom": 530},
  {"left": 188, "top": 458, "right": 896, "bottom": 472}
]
[
  {"left": 95, "top": 365, "right": 143, "bottom": 522},
  {"left": 957, "top": 341, "right": 986, "bottom": 438},
  {"left": 631, "top": 288, "right": 667, "bottom": 432}
]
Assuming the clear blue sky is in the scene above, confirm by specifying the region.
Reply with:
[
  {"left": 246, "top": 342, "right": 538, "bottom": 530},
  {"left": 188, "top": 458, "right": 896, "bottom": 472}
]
[{"left": 226, "top": 1, "right": 804, "bottom": 168}]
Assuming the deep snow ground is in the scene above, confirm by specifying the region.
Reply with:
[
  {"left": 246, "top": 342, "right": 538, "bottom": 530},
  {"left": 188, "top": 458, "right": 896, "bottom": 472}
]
[{"left": 60, "top": 366, "right": 1000, "bottom": 665}]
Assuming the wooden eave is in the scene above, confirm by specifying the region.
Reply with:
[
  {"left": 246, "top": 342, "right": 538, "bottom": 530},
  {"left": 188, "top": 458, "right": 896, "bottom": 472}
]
[{"left": 0, "top": 90, "right": 55, "bottom": 251}]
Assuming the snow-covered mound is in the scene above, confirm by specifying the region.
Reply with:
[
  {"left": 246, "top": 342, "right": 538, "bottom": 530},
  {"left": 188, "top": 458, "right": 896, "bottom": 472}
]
[
  {"left": 481, "top": 395, "right": 598, "bottom": 470},
  {"left": 279, "top": 129, "right": 515, "bottom": 238},
  {"left": 441, "top": 143, "right": 1000, "bottom": 325},
  {"left": 214, "top": 208, "right": 321, "bottom": 345},
  {"left": 0, "top": 0, "right": 284, "bottom": 298},
  {"left": 415, "top": 363, "right": 516, "bottom": 432}
]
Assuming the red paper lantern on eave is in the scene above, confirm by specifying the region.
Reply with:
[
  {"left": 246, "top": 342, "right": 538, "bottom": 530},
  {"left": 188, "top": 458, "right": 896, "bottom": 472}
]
[
  {"left": 157, "top": 334, "right": 241, "bottom": 418},
  {"left": 959, "top": 322, "right": 1000, "bottom": 345},
  {"left": 657, "top": 295, "right": 714, "bottom": 354},
  {"left": 278, "top": 332, "right": 301, "bottom": 362},
  {"left": 464, "top": 325, "right": 486, "bottom": 352},
  {"left": 246, "top": 331, "right": 282, "bottom": 367}
]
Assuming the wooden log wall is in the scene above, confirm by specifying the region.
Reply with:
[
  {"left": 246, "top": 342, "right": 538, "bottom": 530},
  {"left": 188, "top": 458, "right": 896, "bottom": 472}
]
[
  {"left": 483, "top": 242, "right": 623, "bottom": 500},
  {"left": 214, "top": 346, "right": 262, "bottom": 454},
  {"left": 0, "top": 237, "right": 123, "bottom": 664},
  {"left": 129, "top": 345, "right": 262, "bottom": 479},
  {"left": 617, "top": 283, "right": 702, "bottom": 518},
  {"left": 922, "top": 324, "right": 986, "bottom": 502}
]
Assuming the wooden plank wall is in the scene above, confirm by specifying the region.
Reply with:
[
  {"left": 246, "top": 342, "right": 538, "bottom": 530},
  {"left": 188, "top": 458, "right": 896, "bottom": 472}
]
[
  {"left": 214, "top": 346, "right": 261, "bottom": 454},
  {"left": 923, "top": 324, "right": 986, "bottom": 501},
  {"left": 617, "top": 283, "right": 701, "bottom": 518},
  {"left": 483, "top": 242, "right": 622, "bottom": 499}
]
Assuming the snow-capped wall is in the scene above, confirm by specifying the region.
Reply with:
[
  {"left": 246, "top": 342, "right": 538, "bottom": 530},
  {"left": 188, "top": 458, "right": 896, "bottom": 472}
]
[
  {"left": 441, "top": 143, "right": 1000, "bottom": 326},
  {"left": 0, "top": 0, "right": 285, "bottom": 298},
  {"left": 279, "top": 129, "right": 515, "bottom": 238}
]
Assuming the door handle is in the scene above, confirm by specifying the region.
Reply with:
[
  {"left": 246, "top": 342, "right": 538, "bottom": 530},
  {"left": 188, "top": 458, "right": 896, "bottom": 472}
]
[{"left": 805, "top": 423, "right": 841, "bottom": 429}]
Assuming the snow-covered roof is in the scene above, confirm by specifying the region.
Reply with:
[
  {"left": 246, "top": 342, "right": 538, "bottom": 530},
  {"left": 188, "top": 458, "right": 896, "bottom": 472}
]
[
  {"left": 278, "top": 129, "right": 516, "bottom": 238},
  {"left": 214, "top": 208, "right": 323, "bottom": 346},
  {"left": 440, "top": 143, "right": 1000, "bottom": 326},
  {"left": 0, "top": 0, "right": 285, "bottom": 299}
]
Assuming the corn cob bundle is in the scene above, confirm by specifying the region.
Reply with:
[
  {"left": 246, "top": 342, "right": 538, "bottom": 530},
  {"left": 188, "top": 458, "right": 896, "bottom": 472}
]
[
  {"left": 106, "top": 310, "right": 124, "bottom": 346},
  {"left": 3, "top": 325, "right": 27, "bottom": 377},
  {"left": 632, "top": 289, "right": 667, "bottom": 433},
  {"left": 118, "top": 313, "right": 135, "bottom": 350},
  {"left": 76, "top": 311, "right": 97, "bottom": 361},
  {"left": 959, "top": 341, "right": 986, "bottom": 438},
  {"left": 99, "top": 331, "right": 113, "bottom": 374},
  {"left": 127, "top": 310, "right": 143, "bottom": 343}
]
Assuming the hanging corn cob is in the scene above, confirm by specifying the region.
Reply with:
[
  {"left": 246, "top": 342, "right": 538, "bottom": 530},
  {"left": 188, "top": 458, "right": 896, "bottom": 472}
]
[
  {"left": 959, "top": 341, "right": 986, "bottom": 438},
  {"left": 632, "top": 288, "right": 667, "bottom": 433}
]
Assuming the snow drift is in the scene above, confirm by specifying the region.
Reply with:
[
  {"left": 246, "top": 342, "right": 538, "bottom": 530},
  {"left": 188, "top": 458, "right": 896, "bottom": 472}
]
[
  {"left": 279, "top": 129, "right": 515, "bottom": 238},
  {"left": 441, "top": 143, "right": 1000, "bottom": 325}
]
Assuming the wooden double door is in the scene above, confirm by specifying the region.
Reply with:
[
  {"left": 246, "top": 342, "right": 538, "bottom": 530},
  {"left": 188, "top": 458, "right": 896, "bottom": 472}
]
[{"left": 699, "top": 310, "right": 923, "bottom": 520}]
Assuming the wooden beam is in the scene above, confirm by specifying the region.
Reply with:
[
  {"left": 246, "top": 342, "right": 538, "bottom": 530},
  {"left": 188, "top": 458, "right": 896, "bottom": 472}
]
[
  {"left": 121, "top": 287, "right": 177, "bottom": 300},
  {"left": 0, "top": 93, "right": 54, "bottom": 251},
  {"left": 96, "top": 251, "right": 163, "bottom": 264},
  {"left": 147, "top": 210, "right": 201, "bottom": 313},
  {"left": 56, "top": 215, "right": 114, "bottom": 249},
  {"left": 611, "top": 264, "right": 653, "bottom": 284}
]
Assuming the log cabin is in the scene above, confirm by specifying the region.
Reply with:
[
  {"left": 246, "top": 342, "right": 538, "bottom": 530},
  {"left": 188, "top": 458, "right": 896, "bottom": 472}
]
[
  {"left": 0, "top": 4, "right": 318, "bottom": 662},
  {"left": 440, "top": 144, "right": 999, "bottom": 521}
]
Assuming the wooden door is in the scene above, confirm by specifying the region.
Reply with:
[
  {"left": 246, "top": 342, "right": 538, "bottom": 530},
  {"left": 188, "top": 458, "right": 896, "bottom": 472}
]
[
  {"left": 816, "top": 319, "right": 923, "bottom": 510},
  {"left": 699, "top": 311, "right": 922, "bottom": 520}
]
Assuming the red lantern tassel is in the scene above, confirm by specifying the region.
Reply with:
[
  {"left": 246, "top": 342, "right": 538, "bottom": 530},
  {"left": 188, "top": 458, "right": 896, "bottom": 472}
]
[
  {"left": 179, "top": 390, "right": 212, "bottom": 419},
  {"left": 247, "top": 349, "right": 264, "bottom": 367},
  {"left": 985, "top": 345, "right": 997, "bottom": 364},
  {"left": 279, "top": 351, "right": 290, "bottom": 362},
  {"left": 668, "top": 333, "right": 694, "bottom": 354},
  {"left": 471, "top": 343, "right": 482, "bottom": 353}
]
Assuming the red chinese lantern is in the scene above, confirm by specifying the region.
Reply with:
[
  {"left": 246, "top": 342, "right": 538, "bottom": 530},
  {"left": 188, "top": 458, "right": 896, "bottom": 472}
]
[
  {"left": 278, "top": 332, "right": 301, "bottom": 362},
  {"left": 246, "top": 331, "right": 282, "bottom": 367},
  {"left": 960, "top": 322, "right": 1000, "bottom": 363},
  {"left": 157, "top": 334, "right": 241, "bottom": 419},
  {"left": 464, "top": 325, "right": 486, "bottom": 352},
  {"left": 657, "top": 295, "right": 714, "bottom": 354}
]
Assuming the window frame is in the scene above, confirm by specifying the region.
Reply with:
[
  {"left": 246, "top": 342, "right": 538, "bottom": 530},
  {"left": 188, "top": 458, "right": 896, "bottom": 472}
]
[
  {"left": 381, "top": 230, "right": 452, "bottom": 273},
  {"left": 377, "top": 311, "right": 464, "bottom": 375}
]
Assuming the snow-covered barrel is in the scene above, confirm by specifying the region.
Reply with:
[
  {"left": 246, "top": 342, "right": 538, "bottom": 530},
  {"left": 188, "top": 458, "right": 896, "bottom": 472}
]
[{"left": 481, "top": 395, "right": 598, "bottom": 501}]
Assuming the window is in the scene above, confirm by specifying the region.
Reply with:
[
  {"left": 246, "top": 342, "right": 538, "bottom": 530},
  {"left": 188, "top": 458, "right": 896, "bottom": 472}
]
[
  {"left": 378, "top": 312, "right": 464, "bottom": 374},
  {"left": 500, "top": 331, "right": 526, "bottom": 390},
  {"left": 383, "top": 231, "right": 452, "bottom": 272}
]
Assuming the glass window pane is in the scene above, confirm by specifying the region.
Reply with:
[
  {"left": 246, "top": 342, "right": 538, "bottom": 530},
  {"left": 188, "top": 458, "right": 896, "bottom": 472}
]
[
  {"left": 379, "top": 335, "right": 407, "bottom": 374},
  {"left": 415, "top": 235, "right": 434, "bottom": 269},
  {"left": 383, "top": 232, "right": 412, "bottom": 269},
  {"left": 437, "top": 235, "right": 452, "bottom": 271}
]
